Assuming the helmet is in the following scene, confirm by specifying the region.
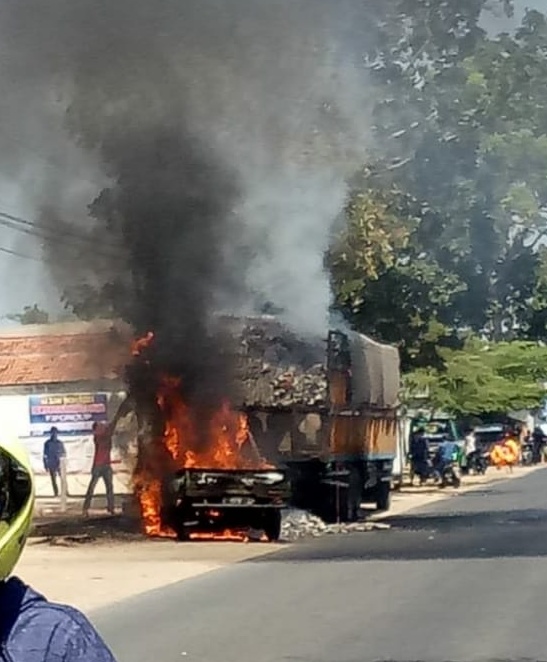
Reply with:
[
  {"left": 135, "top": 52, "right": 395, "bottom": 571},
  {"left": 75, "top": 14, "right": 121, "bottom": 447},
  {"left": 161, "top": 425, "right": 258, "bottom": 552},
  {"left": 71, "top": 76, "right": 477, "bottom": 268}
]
[{"left": 0, "top": 438, "right": 34, "bottom": 580}]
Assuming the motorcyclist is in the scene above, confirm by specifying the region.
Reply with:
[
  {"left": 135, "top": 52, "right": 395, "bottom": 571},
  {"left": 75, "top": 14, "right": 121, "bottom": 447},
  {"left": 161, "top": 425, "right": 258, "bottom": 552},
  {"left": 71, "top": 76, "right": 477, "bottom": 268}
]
[
  {"left": 433, "top": 435, "right": 460, "bottom": 481},
  {"left": 0, "top": 437, "right": 116, "bottom": 661}
]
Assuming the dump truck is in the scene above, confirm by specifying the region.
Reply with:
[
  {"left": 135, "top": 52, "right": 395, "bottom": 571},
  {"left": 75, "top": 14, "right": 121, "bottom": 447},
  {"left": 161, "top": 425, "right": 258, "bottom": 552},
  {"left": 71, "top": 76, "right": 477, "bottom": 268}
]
[{"left": 161, "top": 316, "right": 401, "bottom": 538}]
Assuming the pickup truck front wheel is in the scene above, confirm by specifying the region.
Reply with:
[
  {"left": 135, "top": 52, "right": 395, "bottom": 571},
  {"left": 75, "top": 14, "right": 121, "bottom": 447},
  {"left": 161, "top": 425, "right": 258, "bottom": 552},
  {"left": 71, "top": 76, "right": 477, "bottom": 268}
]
[{"left": 262, "top": 510, "right": 282, "bottom": 542}]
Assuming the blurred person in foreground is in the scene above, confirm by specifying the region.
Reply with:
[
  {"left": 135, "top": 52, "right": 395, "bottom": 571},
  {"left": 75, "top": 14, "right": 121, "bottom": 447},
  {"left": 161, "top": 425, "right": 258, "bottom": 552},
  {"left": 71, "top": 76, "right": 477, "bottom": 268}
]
[
  {"left": 83, "top": 421, "right": 115, "bottom": 517},
  {"left": 0, "top": 437, "right": 116, "bottom": 661}
]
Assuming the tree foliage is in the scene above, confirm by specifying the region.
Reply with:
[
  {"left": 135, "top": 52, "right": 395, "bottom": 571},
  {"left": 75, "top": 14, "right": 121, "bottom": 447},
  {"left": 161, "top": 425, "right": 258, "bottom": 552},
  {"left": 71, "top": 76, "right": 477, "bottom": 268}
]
[
  {"left": 331, "top": 2, "right": 547, "bottom": 386},
  {"left": 8, "top": 304, "right": 50, "bottom": 325},
  {"left": 404, "top": 338, "right": 547, "bottom": 415}
]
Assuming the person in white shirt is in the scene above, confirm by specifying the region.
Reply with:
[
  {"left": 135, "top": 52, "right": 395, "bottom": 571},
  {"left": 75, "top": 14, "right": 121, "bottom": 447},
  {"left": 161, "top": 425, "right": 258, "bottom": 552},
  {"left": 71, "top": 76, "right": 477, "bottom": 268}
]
[{"left": 461, "top": 429, "right": 477, "bottom": 473}]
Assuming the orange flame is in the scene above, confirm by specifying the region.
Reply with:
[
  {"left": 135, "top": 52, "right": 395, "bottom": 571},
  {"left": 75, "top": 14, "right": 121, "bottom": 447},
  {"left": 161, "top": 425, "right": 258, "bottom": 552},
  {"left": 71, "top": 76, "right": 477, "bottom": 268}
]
[
  {"left": 131, "top": 332, "right": 272, "bottom": 538},
  {"left": 189, "top": 529, "right": 269, "bottom": 542}
]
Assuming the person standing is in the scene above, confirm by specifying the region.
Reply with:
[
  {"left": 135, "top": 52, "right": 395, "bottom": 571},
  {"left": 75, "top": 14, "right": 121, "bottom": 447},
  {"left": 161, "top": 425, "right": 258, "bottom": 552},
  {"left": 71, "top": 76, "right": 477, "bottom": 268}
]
[
  {"left": 532, "top": 427, "right": 545, "bottom": 464},
  {"left": 409, "top": 427, "right": 430, "bottom": 486},
  {"left": 83, "top": 421, "right": 115, "bottom": 517},
  {"left": 42, "top": 427, "right": 66, "bottom": 497},
  {"left": 461, "top": 428, "right": 477, "bottom": 475}
]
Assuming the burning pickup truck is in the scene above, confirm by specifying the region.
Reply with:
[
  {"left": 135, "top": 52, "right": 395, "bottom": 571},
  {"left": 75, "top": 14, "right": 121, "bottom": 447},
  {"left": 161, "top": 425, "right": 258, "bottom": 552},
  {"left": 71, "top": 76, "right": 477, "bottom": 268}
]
[
  {"left": 161, "top": 468, "right": 290, "bottom": 541},
  {"left": 127, "top": 316, "right": 400, "bottom": 540}
]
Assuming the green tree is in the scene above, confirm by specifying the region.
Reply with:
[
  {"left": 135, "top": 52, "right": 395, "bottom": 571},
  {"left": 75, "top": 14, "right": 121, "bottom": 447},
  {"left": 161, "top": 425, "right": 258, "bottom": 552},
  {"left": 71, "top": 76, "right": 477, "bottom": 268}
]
[
  {"left": 7, "top": 304, "right": 50, "bottom": 325},
  {"left": 404, "top": 337, "right": 547, "bottom": 415},
  {"left": 329, "top": 186, "right": 466, "bottom": 369},
  {"left": 332, "top": 4, "right": 547, "bottom": 369}
]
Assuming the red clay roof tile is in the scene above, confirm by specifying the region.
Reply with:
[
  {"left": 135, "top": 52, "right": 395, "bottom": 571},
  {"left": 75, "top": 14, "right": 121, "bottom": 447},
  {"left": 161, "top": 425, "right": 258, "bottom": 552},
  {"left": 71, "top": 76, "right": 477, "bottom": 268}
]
[{"left": 0, "top": 324, "right": 131, "bottom": 386}]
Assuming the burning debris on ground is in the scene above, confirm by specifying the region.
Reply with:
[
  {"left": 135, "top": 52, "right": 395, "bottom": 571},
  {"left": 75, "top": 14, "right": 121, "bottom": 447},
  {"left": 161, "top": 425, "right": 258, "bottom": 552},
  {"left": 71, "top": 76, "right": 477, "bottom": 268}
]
[
  {"left": 171, "top": 509, "right": 392, "bottom": 543},
  {"left": 30, "top": 514, "right": 143, "bottom": 544},
  {"left": 30, "top": 506, "right": 391, "bottom": 545}
]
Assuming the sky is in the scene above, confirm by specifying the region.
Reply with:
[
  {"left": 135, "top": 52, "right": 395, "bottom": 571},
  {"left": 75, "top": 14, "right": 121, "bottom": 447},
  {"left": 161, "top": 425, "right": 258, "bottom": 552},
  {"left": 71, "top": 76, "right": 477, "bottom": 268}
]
[
  {"left": 0, "top": 183, "right": 62, "bottom": 323},
  {"left": 485, "top": 0, "right": 547, "bottom": 31},
  {"left": 0, "top": 0, "right": 546, "bottom": 324}
]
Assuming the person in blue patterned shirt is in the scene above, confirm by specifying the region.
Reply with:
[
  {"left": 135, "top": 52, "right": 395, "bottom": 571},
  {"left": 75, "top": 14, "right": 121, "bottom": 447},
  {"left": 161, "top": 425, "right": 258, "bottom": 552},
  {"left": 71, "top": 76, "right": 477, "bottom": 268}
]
[{"left": 0, "top": 437, "right": 116, "bottom": 661}]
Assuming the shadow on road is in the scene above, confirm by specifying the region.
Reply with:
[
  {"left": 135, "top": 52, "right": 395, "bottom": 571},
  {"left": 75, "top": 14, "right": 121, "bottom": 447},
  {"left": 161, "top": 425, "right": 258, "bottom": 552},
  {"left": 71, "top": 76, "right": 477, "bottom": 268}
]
[
  {"left": 30, "top": 515, "right": 143, "bottom": 543},
  {"left": 390, "top": 506, "right": 547, "bottom": 531},
  {"left": 248, "top": 506, "right": 547, "bottom": 563}
]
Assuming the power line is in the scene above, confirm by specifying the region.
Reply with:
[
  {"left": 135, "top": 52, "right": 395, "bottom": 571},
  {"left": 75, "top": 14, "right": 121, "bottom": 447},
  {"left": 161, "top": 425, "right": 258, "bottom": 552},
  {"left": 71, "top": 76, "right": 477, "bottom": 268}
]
[
  {"left": 0, "top": 210, "right": 123, "bottom": 260},
  {"left": 0, "top": 210, "right": 122, "bottom": 249},
  {"left": 0, "top": 245, "right": 42, "bottom": 262},
  {"left": 0, "top": 214, "right": 109, "bottom": 256},
  {"left": 0, "top": 129, "right": 124, "bottom": 254}
]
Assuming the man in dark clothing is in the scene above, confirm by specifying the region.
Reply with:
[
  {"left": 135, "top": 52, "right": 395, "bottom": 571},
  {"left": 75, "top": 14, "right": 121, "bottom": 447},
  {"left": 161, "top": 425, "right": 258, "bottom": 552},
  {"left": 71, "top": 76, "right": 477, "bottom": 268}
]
[
  {"left": 409, "top": 427, "right": 430, "bottom": 485},
  {"left": 83, "top": 421, "right": 115, "bottom": 517},
  {"left": 532, "top": 427, "right": 545, "bottom": 464},
  {"left": 42, "top": 426, "right": 66, "bottom": 497},
  {"left": 0, "top": 437, "right": 117, "bottom": 661}
]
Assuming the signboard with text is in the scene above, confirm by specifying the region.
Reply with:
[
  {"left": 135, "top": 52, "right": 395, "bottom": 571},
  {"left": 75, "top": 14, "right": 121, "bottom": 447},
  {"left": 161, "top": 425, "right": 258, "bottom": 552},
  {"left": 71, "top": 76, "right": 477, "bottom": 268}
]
[{"left": 28, "top": 392, "right": 108, "bottom": 436}]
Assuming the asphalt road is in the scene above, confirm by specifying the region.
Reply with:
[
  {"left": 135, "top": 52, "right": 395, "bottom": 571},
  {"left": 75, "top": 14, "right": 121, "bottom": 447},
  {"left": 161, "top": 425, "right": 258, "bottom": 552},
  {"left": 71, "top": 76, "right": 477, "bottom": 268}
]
[{"left": 94, "top": 468, "right": 547, "bottom": 662}]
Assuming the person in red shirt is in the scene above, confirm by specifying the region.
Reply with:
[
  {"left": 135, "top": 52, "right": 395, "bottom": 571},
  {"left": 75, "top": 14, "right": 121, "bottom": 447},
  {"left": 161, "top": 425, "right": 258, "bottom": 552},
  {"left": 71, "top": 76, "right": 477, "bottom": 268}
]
[{"left": 83, "top": 421, "right": 115, "bottom": 517}]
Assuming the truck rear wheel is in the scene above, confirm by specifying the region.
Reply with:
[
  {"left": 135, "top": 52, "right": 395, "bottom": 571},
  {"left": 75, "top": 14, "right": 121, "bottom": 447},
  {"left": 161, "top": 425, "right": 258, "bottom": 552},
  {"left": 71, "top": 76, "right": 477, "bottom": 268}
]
[{"left": 376, "top": 481, "right": 391, "bottom": 512}]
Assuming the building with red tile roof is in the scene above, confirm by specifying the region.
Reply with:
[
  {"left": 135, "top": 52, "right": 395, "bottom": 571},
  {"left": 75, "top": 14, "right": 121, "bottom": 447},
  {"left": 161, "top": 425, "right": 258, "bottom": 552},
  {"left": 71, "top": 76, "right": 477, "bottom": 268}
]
[{"left": 0, "top": 319, "right": 132, "bottom": 393}]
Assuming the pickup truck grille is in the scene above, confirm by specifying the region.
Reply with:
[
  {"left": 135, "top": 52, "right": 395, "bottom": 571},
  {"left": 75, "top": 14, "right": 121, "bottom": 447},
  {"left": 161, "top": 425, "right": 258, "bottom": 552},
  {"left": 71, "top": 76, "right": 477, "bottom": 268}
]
[{"left": 170, "top": 468, "right": 291, "bottom": 503}]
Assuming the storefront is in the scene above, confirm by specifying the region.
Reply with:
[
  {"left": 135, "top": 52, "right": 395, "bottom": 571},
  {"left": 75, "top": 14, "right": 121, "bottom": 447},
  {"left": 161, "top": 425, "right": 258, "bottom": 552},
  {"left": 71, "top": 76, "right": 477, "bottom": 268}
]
[{"left": 0, "top": 319, "right": 132, "bottom": 477}]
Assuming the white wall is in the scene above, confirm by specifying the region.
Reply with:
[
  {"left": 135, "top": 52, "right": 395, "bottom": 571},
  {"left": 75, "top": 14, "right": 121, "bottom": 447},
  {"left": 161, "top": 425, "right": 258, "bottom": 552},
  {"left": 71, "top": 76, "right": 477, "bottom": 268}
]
[
  {"left": 0, "top": 393, "right": 30, "bottom": 440},
  {"left": 0, "top": 391, "right": 130, "bottom": 476}
]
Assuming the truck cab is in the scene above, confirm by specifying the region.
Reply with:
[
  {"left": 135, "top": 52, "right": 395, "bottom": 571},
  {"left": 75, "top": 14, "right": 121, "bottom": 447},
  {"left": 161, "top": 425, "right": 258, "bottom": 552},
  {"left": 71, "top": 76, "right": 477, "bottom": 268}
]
[{"left": 411, "top": 415, "right": 463, "bottom": 457}]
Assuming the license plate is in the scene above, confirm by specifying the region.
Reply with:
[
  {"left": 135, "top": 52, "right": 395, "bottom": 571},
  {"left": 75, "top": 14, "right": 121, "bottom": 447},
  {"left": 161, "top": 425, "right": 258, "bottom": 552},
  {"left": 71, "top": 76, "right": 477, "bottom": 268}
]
[{"left": 223, "top": 496, "right": 255, "bottom": 505}]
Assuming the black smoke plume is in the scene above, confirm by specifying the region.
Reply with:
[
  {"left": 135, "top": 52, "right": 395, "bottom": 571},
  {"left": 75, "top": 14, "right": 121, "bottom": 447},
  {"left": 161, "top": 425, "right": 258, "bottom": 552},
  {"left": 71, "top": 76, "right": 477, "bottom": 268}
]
[{"left": 0, "top": 0, "right": 372, "bottom": 409}]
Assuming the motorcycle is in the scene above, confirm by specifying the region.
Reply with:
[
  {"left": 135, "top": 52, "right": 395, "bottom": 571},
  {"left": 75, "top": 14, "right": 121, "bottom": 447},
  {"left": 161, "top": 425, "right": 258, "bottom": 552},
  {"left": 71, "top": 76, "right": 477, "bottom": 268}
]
[
  {"left": 439, "top": 460, "right": 461, "bottom": 489},
  {"left": 467, "top": 451, "right": 489, "bottom": 475},
  {"left": 521, "top": 442, "right": 534, "bottom": 466}
]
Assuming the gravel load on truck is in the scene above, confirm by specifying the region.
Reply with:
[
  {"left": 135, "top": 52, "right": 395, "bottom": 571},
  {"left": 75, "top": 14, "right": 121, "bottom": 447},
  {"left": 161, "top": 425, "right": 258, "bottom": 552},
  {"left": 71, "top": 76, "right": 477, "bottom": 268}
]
[
  {"left": 217, "top": 315, "right": 399, "bottom": 411},
  {"left": 222, "top": 316, "right": 328, "bottom": 408}
]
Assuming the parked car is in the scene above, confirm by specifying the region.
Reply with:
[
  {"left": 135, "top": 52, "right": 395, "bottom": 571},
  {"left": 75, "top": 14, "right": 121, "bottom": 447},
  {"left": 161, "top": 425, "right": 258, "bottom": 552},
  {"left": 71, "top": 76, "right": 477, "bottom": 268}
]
[
  {"left": 414, "top": 417, "right": 463, "bottom": 456},
  {"left": 473, "top": 424, "right": 505, "bottom": 454}
]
